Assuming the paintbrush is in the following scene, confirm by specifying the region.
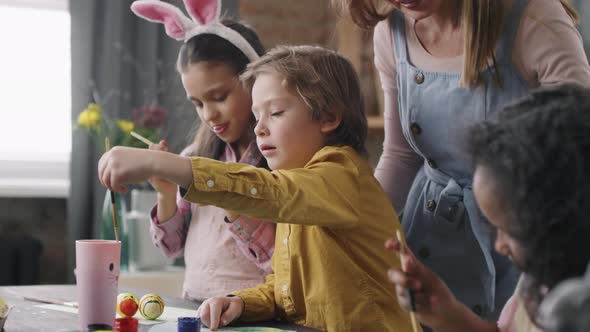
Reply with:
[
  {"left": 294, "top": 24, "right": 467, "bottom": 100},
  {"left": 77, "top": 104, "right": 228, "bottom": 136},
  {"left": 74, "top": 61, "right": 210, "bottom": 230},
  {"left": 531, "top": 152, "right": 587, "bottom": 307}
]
[
  {"left": 24, "top": 296, "right": 78, "bottom": 308},
  {"left": 130, "top": 131, "right": 155, "bottom": 146},
  {"left": 104, "top": 137, "right": 119, "bottom": 242},
  {"left": 396, "top": 230, "right": 420, "bottom": 332}
]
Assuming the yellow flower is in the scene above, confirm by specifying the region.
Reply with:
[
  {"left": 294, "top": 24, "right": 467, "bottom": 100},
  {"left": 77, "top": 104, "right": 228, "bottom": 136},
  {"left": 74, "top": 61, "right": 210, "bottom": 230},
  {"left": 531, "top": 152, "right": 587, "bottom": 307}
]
[
  {"left": 87, "top": 102, "right": 100, "bottom": 112},
  {"left": 116, "top": 120, "right": 135, "bottom": 134},
  {"left": 77, "top": 103, "right": 102, "bottom": 129}
]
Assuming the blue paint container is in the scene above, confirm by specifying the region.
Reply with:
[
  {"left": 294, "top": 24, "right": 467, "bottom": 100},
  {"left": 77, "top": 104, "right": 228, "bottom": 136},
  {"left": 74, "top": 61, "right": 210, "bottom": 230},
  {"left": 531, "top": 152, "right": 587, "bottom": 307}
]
[{"left": 178, "top": 317, "right": 200, "bottom": 332}]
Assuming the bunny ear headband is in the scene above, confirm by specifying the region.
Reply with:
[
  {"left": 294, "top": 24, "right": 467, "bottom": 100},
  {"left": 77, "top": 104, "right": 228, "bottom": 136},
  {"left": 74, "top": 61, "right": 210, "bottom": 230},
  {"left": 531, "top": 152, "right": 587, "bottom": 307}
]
[{"left": 131, "top": 0, "right": 260, "bottom": 62}]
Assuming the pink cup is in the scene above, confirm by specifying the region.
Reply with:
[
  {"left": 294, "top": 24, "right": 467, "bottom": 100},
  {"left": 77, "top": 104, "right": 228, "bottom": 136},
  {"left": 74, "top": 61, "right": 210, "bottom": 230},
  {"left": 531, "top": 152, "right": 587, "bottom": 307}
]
[{"left": 75, "top": 240, "right": 121, "bottom": 331}]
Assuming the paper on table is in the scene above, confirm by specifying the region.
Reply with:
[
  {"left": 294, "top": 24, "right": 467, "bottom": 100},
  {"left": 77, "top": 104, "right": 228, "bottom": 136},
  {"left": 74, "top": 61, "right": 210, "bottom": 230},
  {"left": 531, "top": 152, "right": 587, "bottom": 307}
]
[
  {"left": 149, "top": 321, "right": 295, "bottom": 332},
  {"left": 37, "top": 304, "right": 295, "bottom": 331},
  {"left": 37, "top": 303, "right": 198, "bottom": 325}
]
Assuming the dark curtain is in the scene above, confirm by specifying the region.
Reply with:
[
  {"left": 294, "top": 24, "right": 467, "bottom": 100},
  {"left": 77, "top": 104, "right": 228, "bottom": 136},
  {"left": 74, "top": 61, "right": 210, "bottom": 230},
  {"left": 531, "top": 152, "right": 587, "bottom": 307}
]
[{"left": 67, "top": 0, "right": 238, "bottom": 281}]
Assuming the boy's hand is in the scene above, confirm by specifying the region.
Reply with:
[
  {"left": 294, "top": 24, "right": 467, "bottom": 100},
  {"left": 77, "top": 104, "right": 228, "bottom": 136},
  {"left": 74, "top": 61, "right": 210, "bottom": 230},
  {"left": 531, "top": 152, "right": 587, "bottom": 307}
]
[
  {"left": 197, "top": 296, "right": 244, "bottom": 330},
  {"left": 147, "top": 140, "right": 177, "bottom": 195},
  {"left": 385, "top": 238, "right": 459, "bottom": 329},
  {"left": 98, "top": 146, "right": 156, "bottom": 193}
]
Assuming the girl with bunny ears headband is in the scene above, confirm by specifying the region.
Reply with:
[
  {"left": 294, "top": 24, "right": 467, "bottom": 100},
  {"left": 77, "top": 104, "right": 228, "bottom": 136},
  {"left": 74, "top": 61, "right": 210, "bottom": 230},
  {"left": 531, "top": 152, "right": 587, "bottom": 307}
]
[
  {"left": 131, "top": 0, "right": 260, "bottom": 61},
  {"left": 129, "top": 0, "right": 274, "bottom": 302}
]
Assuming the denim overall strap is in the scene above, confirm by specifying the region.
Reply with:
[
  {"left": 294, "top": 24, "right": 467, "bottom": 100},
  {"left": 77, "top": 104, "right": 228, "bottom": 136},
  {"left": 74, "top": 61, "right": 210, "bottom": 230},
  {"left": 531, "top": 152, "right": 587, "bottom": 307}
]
[{"left": 391, "top": 10, "right": 408, "bottom": 66}]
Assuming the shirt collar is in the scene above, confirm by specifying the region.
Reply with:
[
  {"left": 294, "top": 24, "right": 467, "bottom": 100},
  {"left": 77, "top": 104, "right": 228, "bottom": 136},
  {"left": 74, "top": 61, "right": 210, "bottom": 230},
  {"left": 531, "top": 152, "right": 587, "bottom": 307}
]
[{"left": 223, "top": 141, "right": 262, "bottom": 165}]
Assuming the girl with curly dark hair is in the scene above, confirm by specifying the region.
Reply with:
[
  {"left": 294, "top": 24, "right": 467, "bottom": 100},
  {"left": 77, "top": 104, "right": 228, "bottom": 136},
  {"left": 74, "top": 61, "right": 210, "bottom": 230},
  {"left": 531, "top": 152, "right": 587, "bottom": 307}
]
[{"left": 386, "top": 84, "right": 590, "bottom": 332}]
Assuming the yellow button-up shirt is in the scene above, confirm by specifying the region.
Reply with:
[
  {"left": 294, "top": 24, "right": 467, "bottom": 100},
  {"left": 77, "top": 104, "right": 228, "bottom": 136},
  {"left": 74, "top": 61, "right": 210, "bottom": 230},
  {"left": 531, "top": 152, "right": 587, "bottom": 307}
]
[{"left": 184, "top": 146, "right": 419, "bottom": 331}]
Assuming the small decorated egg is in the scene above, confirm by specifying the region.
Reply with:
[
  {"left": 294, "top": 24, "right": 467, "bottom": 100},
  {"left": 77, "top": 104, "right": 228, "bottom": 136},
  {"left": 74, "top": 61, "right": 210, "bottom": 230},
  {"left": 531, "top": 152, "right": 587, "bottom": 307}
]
[
  {"left": 139, "top": 293, "right": 164, "bottom": 320},
  {"left": 117, "top": 292, "right": 139, "bottom": 317}
]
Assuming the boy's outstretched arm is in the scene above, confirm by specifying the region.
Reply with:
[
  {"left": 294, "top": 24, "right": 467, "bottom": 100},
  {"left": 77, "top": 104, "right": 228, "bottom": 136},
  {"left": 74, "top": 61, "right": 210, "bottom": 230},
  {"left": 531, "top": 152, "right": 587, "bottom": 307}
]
[
  {"left": 100, "top": 146, "right": 366, "bottom": 228},
  {"left": 183, "top": 148, "right": 363, "bottom": 228},
  {"left": 98, "top": 147, "right": 193, "bottom": 193},
  {"left": 385, "top": 239, "right": 499, "bottom": 332}
]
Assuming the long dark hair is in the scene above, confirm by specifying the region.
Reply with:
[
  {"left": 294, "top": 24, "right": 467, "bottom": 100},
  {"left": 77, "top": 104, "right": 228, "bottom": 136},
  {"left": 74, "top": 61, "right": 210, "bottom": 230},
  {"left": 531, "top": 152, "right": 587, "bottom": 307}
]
[
  {"left": 468, "top": 84, "right": 590, "bottom": 325},
  {"left": 177, "top": 19, "right": 265, "bottom": 164}
]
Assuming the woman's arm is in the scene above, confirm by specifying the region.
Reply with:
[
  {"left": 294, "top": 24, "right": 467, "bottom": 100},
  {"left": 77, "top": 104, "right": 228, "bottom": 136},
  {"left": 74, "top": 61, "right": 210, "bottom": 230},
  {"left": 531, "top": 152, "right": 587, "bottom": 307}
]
[
  {"left": 514, "top": 0, "right": 590, "bottom": 87},
  {"left": 374, "top": 90, "right": 423, "bottom": 210},
  {"left": 373, "top": 19, "right": 423, "bottom": 210}
]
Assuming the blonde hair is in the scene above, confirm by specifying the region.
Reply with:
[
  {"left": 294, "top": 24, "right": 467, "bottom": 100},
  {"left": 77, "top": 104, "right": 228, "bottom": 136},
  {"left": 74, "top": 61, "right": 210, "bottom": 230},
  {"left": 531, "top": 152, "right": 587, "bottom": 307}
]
[
  {"left": 241, "top": 45, "right": 368, "bottom": 157},
  {"left": 335, "top": 0, "right": 579, "bottom": 87}
]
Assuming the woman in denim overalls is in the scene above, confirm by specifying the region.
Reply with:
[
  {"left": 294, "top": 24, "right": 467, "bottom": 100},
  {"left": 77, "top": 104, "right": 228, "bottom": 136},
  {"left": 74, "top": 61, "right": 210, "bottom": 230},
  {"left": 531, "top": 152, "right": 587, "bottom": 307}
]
[{"left": 338, "top": 0, "right": 590, "bottom": 324}]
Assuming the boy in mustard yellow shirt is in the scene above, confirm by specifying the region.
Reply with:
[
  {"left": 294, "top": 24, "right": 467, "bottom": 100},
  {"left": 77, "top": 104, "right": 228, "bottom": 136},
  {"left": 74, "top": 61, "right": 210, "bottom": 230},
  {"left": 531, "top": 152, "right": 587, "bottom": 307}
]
[{"left": 98, "top": 45, "right": 419, "bottom": 331}]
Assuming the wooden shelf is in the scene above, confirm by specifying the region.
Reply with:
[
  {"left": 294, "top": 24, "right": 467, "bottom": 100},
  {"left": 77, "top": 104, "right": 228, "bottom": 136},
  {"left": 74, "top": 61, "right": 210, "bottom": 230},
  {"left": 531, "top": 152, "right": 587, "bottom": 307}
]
[{"left": 367, "top": 115, "right": 384, "bottom": 130}]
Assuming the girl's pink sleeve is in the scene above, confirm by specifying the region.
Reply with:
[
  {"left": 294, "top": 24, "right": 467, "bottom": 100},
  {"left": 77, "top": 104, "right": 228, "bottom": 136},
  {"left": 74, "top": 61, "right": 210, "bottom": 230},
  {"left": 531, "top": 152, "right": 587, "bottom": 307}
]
[
  {"left": 228, "top": 215, "right": 276, "bottom": 274},
  {"left": 149, "top": 191, "right": 192, "bottom": 258},
  {"left": 373, "top": 19, "right": 423, "bottom": 211}
]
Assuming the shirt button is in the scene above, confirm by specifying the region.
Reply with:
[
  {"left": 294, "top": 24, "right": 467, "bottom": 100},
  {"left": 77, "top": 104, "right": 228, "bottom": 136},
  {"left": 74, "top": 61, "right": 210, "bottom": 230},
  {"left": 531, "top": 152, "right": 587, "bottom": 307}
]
[
  {"left": 410, "top": 122, "right": 422, "bottom": 135},
  {"left": 415, "top": 72, "right": 425, "bottom": 84},
  {"left": 426, "top": 199, "right": 436, "bottom": 211},
  {"left": 282, "top": 285, "right": 288, "bottom": 292},
  {"left": 427, "top": 158, "right": 438, "bottom": 169},
  {"left": 418, "top": 247, "right": 430, "bottom": 259},
  {"left": 206, "top": 179, "right": 215, "bottom": 188},
  {"left": 472, "top": 304, "right": 483, "bottom": 316},
  {"left": 250, "top": 187, "right": 258, "bottom": 195},
  {"left": 283, "top": 238, "right": 288, "bottom": 245}
]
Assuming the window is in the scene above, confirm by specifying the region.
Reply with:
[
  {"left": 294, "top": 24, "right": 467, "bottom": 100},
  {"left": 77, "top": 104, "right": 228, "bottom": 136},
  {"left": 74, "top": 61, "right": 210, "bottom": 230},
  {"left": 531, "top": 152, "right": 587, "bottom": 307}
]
[{"left": 0, "top": 0, "right": 70, "bottom": 197}]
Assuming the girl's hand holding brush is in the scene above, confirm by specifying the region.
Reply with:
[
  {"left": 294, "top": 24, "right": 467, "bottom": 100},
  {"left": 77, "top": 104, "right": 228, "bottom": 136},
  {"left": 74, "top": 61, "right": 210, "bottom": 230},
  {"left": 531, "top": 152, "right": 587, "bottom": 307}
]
[
  {"left": 385, "top": 235, "right": 461, "bottom": 331},
  {"left": 129, "top": 131, "right": 177, "bottom": 196}
]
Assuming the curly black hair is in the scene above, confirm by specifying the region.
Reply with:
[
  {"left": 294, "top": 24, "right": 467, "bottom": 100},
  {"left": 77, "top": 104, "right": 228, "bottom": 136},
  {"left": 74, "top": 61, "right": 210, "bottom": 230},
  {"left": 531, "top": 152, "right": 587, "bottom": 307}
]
[{"left": 468, "top": 84, "right": 590, "bottom": 324}]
